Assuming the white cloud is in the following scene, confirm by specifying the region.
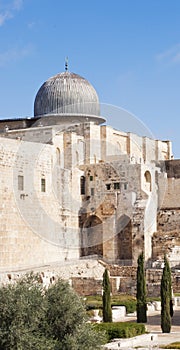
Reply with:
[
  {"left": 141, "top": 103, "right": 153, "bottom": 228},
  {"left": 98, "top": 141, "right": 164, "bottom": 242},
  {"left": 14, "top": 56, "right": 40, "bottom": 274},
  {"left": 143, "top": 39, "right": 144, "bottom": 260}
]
[
  {"left": 28, "top": 21, "right": 36, "bottom": 29},
  {"left": 0, "top": 44, "right": 33, "bottom": 66},
  {"left": 0, "top": 0, "right": 23, "bottom": 26},
  {"left": 0, "top": 11, "right": 12, "bottom": 25},
  {"left": 156, "top": 43, "right": 180, "bottom": 64},
  {"left": 12, "top": 0, "right": 23, "bottom": 11}
]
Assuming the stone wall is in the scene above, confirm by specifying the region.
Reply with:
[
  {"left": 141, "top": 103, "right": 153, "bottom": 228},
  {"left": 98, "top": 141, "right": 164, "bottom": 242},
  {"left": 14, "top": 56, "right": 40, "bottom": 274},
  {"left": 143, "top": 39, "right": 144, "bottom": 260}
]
[
  {"left": 0, "top": 136, "right": 80, "bottom": 270},
  {"left": 0, "top": 259, "right": 179, "bottom": 297},
  {"left": 157, "top": 209, "right": 180, "bottom": 232},
  {"left": 69, "top": 267, "right": 180, "bottom": 296},
  {"left": 160, "top": 160, "right": 180, "bottom": 209},
  {"left": 71, "top": 277, "right": 102, "bottom": 296},
  {"left": 0, "top": 120, "right": 177, "bottom": 271},
  {"left": 152, "top": 209, "right": 180, "bottom": 263}
]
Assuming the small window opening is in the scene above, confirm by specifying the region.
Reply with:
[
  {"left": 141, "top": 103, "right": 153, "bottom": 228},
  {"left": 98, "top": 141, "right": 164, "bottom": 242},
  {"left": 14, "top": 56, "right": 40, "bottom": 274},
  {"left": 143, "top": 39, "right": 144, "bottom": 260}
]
[
  {"left": 91, "top": 188, "right": 94, "bottom": 196},
  {"left": 114, "top": 182, "right": 120, "bottom": 190},
  {"left": 41, "top": 178, "right": 46, "bottom": 192},
  {"left": 80, "top": 176, "right": 86, "bottom": 195},
  {"left": 144, "top": 171, "right": 152, "bottom": 192},
  {"left": 56, "top": 148, "right": 61, "bottom": 166},
  {"left": 76, "top": 151, "right": 79, "bottom": 165},
  {"left": 90, "top": 175, "right": 93, "bottom": 181},
  {"left": 18, "top": 175, "right": 24, "bottom": 191},
  {"left": 106, "top": 184, "right": 111, "bottom": 190},
  {"left": 124, "top": 183, "right": 128, "bottom": 190}
]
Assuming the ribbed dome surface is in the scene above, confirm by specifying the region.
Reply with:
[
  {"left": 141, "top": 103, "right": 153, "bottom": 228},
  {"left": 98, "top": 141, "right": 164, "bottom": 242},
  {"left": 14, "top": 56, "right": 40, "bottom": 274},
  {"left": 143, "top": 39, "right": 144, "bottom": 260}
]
[{"left": 34, "top": 72, "right": 100, "bottom": 117}]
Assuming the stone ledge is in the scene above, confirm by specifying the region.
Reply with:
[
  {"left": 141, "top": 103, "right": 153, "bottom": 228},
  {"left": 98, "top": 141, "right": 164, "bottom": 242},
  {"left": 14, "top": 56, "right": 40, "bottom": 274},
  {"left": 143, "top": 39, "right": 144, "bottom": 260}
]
[{"left": 103, "top": 333, "right": 158, "bottom": 349}]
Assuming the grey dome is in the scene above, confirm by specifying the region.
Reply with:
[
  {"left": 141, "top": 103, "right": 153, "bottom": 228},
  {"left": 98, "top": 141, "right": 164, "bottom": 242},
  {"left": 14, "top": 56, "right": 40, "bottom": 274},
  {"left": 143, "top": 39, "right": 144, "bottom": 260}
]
[{"left": 34, "top": 71, "right": 100, "bottom": 117}]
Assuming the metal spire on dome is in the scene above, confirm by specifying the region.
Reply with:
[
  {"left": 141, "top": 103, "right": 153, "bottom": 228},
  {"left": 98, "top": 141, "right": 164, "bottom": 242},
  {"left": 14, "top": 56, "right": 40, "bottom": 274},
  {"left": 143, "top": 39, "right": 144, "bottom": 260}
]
[{"left": 65, "top": 56, "right": 68, "bottom": 71}]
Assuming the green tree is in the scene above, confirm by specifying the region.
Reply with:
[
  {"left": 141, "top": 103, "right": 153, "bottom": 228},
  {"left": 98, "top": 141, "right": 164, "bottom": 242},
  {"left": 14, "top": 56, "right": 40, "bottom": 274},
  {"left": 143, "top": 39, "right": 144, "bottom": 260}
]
[
  {"left": 136, "top": 252, "right": 147, "bottom": 323},
  {"left": 102, "top": 268, "right": 112, "bottom": 322},
  {"left": 0, "top": 273, "right": 55, "bottom": 350},
  {"left": 0, "top": 274, "right": 106, "bottom": 350},
  {"left": 44, "top": 278, "right": 106, "bottom": 349},
  {"left": 161, "top": 254, "right": 172, "bottom": 333}
]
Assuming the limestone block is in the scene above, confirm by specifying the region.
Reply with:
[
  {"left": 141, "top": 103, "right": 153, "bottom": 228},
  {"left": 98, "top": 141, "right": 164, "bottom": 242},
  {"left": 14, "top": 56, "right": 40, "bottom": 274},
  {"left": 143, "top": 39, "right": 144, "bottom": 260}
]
[
  {"left": 153, "top": 301, "right": 161, "bottom": 311},
  {"left": 112, "top": 306, "right": 126, "bottom": 321}
]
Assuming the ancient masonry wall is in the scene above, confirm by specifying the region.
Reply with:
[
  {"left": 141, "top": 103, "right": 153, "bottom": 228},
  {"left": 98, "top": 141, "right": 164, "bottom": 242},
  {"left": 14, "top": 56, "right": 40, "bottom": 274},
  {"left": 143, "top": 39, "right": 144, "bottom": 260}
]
[
  {"left": 152, "top": 160, "right": 180, "bottom": 262},
  {"left": 71, "top": 267, "right": 180, "bottom": 297},
  {"left": 152, "top": 209, "right": 180, "bottom": 263},
  {"left": 0, "top": 136, "right": 80, "bottom": 270},
  {"left": 0, "top": 261, "right": 179, "bottom": 297}
]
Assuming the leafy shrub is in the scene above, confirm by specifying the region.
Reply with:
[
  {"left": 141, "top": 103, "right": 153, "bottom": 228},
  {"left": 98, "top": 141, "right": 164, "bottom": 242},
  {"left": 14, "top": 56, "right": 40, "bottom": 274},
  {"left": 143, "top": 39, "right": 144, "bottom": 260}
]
[
  {"left": 111, "top": 300, "right": 136, "bottom": 314},
  {"left": 0, "top": 274, "right": 107, "bottom": 350},
  {"left": 84, "top": 295, "right": 102, "bottom": 310},
  {"left": 85, "top": 295, "right": 137, "bottom": 313},
  {"left": 163, "top": 343, "right": 180, "bottom": 349},
  {"left": 94, "top": 322, "right": 145, "bottom": 341}
]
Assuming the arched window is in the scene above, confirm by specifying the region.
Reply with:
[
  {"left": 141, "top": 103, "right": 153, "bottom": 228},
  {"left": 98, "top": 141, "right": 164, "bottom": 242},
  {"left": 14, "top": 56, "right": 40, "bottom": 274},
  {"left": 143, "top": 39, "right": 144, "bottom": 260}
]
[
  {"left": 56, "top": 148, "right": 61, "bottom": 166},
  {"left": 144, "top": 171, "right": 152, "bottom": 192}
]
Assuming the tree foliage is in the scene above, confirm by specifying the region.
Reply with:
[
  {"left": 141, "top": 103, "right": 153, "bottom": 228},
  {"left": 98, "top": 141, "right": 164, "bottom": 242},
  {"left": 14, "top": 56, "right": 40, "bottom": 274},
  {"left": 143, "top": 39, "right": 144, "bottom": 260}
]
[
  {"left": 102, "top": 268, "right": 112, "bottom": 322},
  {"left": 136, "top": 252, "right": 147, "bottom": 323},
  {"left": 0, "top": 273, "right": 106, "bottom": 350},
  {"left": 161, "top": 254, "right": 172, "bottom": 333}
]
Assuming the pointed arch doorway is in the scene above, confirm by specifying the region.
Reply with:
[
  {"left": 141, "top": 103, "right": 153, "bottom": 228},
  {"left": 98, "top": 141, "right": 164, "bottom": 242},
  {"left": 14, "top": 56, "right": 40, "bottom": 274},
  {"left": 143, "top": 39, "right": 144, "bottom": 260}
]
[
  {"left": 116, "top": 215, "right": 132, "bottom": 260},
  {"left": 81, "top": 215, "right": 103, "bottom": 257}
]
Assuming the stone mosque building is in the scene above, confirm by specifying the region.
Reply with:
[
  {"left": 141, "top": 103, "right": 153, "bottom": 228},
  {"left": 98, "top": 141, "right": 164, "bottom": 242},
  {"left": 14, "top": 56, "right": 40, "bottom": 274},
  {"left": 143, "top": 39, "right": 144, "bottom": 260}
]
[{"left": 0, "top": 66, "right": 179, "bottom": 272}]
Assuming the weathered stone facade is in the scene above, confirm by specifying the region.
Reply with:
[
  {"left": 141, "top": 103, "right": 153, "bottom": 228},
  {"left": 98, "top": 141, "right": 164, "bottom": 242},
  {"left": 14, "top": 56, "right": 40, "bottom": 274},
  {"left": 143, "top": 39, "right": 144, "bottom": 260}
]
[
  {"left": 0, "top": 69, "right": 179, "bottom": 274},
  {"left": 152, "top": 161, "right": 180, "bottom": 264}
]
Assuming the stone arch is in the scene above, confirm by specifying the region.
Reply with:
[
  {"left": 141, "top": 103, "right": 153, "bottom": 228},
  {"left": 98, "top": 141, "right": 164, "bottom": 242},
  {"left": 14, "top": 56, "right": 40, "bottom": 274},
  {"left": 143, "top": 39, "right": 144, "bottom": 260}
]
[
  {"left": 81, "top": 215, "right": 103, "bottom": 257},
  {"left": 116, "top": 215, "right": 132, "bottom": 260},
  {"left": 144, "top": 170, "right": 152, "bottom": 191}
]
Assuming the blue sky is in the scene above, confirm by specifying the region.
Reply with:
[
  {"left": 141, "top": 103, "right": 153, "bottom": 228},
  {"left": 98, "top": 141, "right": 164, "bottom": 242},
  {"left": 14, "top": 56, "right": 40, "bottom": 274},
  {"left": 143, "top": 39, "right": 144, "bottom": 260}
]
[{"left": 0, "top": 0, "right": 179, "bottom": 158}]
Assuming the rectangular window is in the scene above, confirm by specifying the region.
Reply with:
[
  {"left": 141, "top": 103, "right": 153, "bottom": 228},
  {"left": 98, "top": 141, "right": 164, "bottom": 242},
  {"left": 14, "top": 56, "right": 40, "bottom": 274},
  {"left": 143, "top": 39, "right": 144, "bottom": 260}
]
[
  {"left": 124, "top": 183, "right": 128, "bottom": 190},
  {"left": 18, "top": 175, "right": 24, "bottom": 191},
  {"left": 90, "top": 175, "right": 93, "bottom": 181},
  {"left": 114, "top": 182, "right": 120, "bottom": 190},
  {"left": 106, "top": 184, "right": 111, "bottom": 190},
  {"left": 41, "top": 178, "right": 46, "bottom": 192},
  {"left": 80, "top": 176, "right": 86, "bottom": 195},
  {"left": 91, "top": 188, "right": 94, "bottom": 196}
]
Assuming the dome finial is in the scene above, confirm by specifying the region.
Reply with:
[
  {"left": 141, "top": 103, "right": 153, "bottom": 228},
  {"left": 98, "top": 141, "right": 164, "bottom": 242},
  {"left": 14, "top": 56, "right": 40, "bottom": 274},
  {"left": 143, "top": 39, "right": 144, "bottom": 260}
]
[{"left": 65, "top": 56, "right": 68, "bottom": 71}]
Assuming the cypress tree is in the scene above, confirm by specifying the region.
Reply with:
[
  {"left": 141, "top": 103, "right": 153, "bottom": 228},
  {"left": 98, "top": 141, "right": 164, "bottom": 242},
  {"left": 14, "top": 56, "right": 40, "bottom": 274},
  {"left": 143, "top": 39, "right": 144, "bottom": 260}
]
[
  {"left": 102, "top": 268, "right": 112, "bottom": 322},
  {"left": 161, "top": 254, "right": 172, "bottom": 333},
  {"left": 136, "top": 252, "right": 147, "bottom": 323}
]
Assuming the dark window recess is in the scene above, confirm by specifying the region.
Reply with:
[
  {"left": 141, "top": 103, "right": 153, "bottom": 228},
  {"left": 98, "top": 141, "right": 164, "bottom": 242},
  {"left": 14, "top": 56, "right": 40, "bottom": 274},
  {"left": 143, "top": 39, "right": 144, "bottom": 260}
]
[
  {"left": 91, "top": 188, "right": 94, "bottom": 196},
  {"left": 90, "top": 175, "right": 93, "bottom": 181},
  {"left": 18, "top": 175, "right": 24, "bottom": 191},
  {"left": 80, "top": 176, "right": 86, "bottom": 195},
  {"left": 124, "top": 183, "right": 128, "bottom": 190},
  {"left": 106, "top": 184, "right": 111, "bottom": 190},
  {"left": 41, "top": 178, "right": 46, "bottom": 192},
  {"left": 114, "top": 182, "right": 120, "bottom": 190}
]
